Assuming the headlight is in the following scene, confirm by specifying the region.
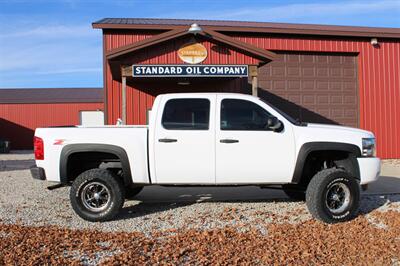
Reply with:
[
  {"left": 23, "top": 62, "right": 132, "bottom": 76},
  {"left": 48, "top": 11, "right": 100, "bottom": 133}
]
[{"left": 362, "top": 138, "right": 376, "bottom": 157}]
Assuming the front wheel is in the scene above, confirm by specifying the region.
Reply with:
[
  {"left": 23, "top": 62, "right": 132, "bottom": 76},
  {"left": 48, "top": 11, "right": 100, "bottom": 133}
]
[
  {"left": 70, "top": 169, "right": 125, "bottom": 222},
  {"left": 306, "top": 168, "right": 360, "bottom": 223}
]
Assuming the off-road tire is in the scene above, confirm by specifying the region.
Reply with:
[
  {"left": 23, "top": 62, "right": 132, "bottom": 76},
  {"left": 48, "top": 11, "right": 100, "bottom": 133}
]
[
  {"left": 282, "top": 184, "right": 306, "bottom": 201},
  {"left": 125, "top": 186, "right": 144, "bottom": 199},
  {"left": 306, "top": 168, "right": 360, "bottom": 223},
  {"left": 70, "top": 169, "right": 125, "bottom": 222}
]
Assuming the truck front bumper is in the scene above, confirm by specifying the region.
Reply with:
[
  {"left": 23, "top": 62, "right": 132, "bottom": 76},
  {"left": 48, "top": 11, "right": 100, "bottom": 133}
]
[
  {"left": 357, "top": 157, "right": 381, "bottom": 185},
  {"left": 30, "top": 166, "right": 46, "bottom": 180}
]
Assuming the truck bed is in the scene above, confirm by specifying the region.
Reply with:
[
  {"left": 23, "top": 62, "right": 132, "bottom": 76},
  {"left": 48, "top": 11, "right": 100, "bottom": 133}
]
[{"left": 35, "top": 126, "right": 150, "bottom": 184}]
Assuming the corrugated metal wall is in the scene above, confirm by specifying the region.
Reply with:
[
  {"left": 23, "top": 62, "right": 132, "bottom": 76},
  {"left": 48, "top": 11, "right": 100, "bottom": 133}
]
[
  {"left": 230, "top": 35, "right": 400, "bottom": 159},
  {"left": 0, "top": 102, "right": 103, "bottom": 149},
  {"left": 104, "top": 31, "right": 400, "bottom": 158},
  {"left": 104, "top": 33, "right": 258, "bottom": 125}
]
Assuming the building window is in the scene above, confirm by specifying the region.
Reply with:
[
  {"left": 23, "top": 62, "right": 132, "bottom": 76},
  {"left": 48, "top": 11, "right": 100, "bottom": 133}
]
[
  {"left": 221, "top": 99, "right": 273, "bottom": 130},
  {"left": 162, "top": 98, "right": 210, "bottom": 130}
]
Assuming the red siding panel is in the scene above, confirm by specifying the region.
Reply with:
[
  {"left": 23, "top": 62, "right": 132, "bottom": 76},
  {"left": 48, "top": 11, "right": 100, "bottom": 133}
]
[
  {"left": 104, "top": 30, "right": 159, "bottom": 52},
  {"left": 104, "top": 31, "right": 400, "bottom": 158},
  {"left": 0, "top": 102, "right": 103, "bottom": 149}
]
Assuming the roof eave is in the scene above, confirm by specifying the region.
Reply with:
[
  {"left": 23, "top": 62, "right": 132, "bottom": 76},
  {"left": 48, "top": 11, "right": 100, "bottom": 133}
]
[
  {"left": 106, "top": 27, "right": 275, "bottom": 62},
  {"left": 92, "top": 23, "right": 400, "bottom": 39}
]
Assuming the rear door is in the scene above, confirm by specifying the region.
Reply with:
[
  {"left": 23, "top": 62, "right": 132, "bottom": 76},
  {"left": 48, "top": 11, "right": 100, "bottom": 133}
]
[{"left": 153, "top": 95, "right": 216, "bottom": 184}]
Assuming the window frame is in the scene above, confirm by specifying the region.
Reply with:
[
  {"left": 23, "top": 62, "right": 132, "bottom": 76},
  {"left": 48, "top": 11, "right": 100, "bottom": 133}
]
[{"left": 161, "top": 98, "right": 211, "bottom": 131}]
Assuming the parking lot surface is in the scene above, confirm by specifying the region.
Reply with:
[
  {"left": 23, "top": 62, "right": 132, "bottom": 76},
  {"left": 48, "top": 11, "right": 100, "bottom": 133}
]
[{"left": 1, "top": 152, "right": 400, "bottom": 265}]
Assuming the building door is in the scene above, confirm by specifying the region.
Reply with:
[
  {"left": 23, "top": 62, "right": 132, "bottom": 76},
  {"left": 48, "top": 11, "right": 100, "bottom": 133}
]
[
  {"left": 153, "top": 95, "right": 216, "bottom": 184},
  {"left": 259, "top": 52, "right": 359, "bottom": 127}
]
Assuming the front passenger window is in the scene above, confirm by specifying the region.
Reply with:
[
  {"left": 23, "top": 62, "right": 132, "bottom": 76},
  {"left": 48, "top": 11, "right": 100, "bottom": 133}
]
[{"left": 221, "top": 99, "right": 273, "bottom": 130}]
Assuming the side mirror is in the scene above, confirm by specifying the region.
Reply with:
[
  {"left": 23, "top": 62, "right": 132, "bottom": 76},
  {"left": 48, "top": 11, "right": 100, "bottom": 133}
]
[{"left": 266, "top": 117, "right": 283, "bottom": 132}]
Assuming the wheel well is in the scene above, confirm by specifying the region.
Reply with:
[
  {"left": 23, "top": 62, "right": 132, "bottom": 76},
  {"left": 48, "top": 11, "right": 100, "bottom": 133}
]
[
  {"left": 60, "top": 144, "right": 133, "bottom": 186},
  {"left": 297, "top": 150, "right": 360, "bottom": 188},
  {"left": 66, "top": 152, "right": 122, "bottom": 183}
]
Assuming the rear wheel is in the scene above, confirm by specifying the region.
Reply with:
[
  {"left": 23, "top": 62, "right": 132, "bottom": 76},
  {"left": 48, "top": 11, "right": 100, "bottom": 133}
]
[
  {"left": 70, "top": 169, "right": 125, "bottom": 222},
  {"left": 306, "top": 168, "right": 360, "bottom": 223}
]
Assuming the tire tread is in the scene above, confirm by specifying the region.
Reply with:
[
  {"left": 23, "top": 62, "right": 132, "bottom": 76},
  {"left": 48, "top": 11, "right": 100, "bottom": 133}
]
[
  {"left": 306, "top": 168, "right": 359, "bottom": 223},
  {"left": 70, "top": 168, "right": 125, "bottom": 222}
]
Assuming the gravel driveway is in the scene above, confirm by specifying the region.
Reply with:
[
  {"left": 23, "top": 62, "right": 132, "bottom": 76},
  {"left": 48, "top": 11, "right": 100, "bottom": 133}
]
[{"left": 1, "top": 152, "right": 400, "bottom": 265}]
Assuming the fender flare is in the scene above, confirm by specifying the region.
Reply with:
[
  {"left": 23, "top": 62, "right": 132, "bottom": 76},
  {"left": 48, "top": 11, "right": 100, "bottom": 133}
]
[
  {"left": 291, "top": 142, "right": 361, "bottom": 184},
  {"left": 60, "top": 144, "right": 132, "bottom": 186}
]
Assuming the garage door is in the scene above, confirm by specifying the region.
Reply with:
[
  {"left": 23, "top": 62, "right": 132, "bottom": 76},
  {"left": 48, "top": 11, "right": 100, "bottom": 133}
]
[{"left": 258, "top": 52, "right": 358, "bottom": 127}]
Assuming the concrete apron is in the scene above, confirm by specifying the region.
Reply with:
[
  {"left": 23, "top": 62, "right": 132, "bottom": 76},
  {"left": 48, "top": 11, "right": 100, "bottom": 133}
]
[{"left": 366, "top": 163, "right": 400, "bottom": 195}]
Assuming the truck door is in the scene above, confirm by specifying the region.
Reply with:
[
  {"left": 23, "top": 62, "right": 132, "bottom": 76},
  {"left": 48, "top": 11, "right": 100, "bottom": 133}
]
[
  {"left": 215, "top": 95, "right": 296, "bottom": 184},
  {"left": 153, "top": 95, "right": 216, "bottom": 184}
]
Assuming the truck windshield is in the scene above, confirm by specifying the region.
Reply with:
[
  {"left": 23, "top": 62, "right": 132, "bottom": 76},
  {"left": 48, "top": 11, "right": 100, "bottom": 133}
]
[{"left": 259, "top": 98, "right": 305, "bottom": 126}]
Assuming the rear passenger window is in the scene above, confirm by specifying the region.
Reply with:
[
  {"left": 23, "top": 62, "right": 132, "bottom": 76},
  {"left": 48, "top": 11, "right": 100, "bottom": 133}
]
[{"left": 162, "top": 99, "right": 210, "bottom": 130}]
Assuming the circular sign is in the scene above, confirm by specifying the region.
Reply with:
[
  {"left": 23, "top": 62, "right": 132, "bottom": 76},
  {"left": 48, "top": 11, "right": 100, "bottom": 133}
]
[{"left": 178, "top": 43, "right": 207, "bottom": 64}]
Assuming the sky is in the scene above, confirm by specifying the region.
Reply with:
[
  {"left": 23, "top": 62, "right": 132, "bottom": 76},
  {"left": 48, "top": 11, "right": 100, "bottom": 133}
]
[{"left": 0, "top": 0, "right": 399, "bottom": 89}]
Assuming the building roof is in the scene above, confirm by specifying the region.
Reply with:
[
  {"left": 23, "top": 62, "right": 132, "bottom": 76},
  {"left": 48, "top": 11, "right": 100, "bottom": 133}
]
[
  {"left": 0, "top": 88, "right": 103, "bottom": 104},
  {"left": 92, "top": 18, "right": 400, "bottom": 39},
  {"left": 106, "top": 27, "right": 276, "bottom": 61}
]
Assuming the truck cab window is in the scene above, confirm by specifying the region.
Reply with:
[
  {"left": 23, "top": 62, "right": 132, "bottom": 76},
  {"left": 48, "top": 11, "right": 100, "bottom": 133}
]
[
  {"left": 221, "top": 99, "right": 273, "bottom": 130},
  {"left": 162, "top": 98, "right": 210, "bottom": 130}
]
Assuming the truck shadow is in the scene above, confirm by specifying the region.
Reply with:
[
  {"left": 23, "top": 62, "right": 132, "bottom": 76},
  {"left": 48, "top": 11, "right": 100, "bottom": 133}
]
[
  {"left": 115, "top": 186, "right": 291, "bottom": 221},
  {"left": 116, "top": 198, "right": 293, "bottom": 221},
  {"left": 117, "top": 201, "right": 194, "bottom": 220},
  {"left": 115, "top": 179, "right": 400, "bottom": 221},
  {"left": 359, "top": 175, "right": 400, "bottom": 215}
]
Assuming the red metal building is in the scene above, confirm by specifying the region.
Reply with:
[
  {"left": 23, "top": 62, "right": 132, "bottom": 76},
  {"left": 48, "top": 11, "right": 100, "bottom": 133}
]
[
  {"left": 93, "top": 18, "right": 400, "bottom": 159},
  {"left": 0, "top": 88, "right": 103, "bottom": 149}
]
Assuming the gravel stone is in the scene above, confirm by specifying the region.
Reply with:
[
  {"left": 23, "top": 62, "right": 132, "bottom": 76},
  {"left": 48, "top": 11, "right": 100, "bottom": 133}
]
[
  {"left": 63, "top": 249, "right": 122, "bottom": 266},
  {"left": 1, "top": 152, "right": 400, "bottom": 264},
  {"left": 1, "top": 165, "right": 399, "bottom": 235},
  {"left": 0, "top": 163, "right": 313, "bottom": 234}
]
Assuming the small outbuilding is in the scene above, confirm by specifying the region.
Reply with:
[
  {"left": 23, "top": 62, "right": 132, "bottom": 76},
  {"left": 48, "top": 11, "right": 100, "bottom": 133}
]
[{"left": 0, "top": 88, "right": 103, "bottom": 149}]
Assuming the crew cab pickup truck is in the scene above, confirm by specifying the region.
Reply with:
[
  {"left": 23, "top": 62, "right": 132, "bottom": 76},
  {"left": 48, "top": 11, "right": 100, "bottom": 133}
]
[{"left": 31, "top": 93, "right": 380, "bottom": 223}]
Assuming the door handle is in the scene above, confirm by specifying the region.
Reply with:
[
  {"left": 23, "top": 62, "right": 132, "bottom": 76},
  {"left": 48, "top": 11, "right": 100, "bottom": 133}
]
[
  {"left": 158, "top": 138, "right": 177, "bottom": 143},
  {"left": 220, "top": 139, "right": 239, "bottom": 144}
]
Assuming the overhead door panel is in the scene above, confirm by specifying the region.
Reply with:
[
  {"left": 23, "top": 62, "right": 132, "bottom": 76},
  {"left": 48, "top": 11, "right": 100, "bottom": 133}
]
[{"left": 258, "top": 52, "right": 359, "bottom": 127}]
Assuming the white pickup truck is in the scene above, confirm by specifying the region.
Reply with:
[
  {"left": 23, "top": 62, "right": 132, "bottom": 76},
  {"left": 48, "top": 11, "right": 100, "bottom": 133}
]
[{"left": 31, "top": 93, "right": 380, "bottom": 223}]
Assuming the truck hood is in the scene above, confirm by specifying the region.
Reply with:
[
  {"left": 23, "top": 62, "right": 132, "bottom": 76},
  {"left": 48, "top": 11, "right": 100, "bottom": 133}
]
[
  {"left": 293, "top": 123, "right": 375, "bottom": 154},
  {"left": 306, "top": 123, "right": 374, "bottom": 137}
]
